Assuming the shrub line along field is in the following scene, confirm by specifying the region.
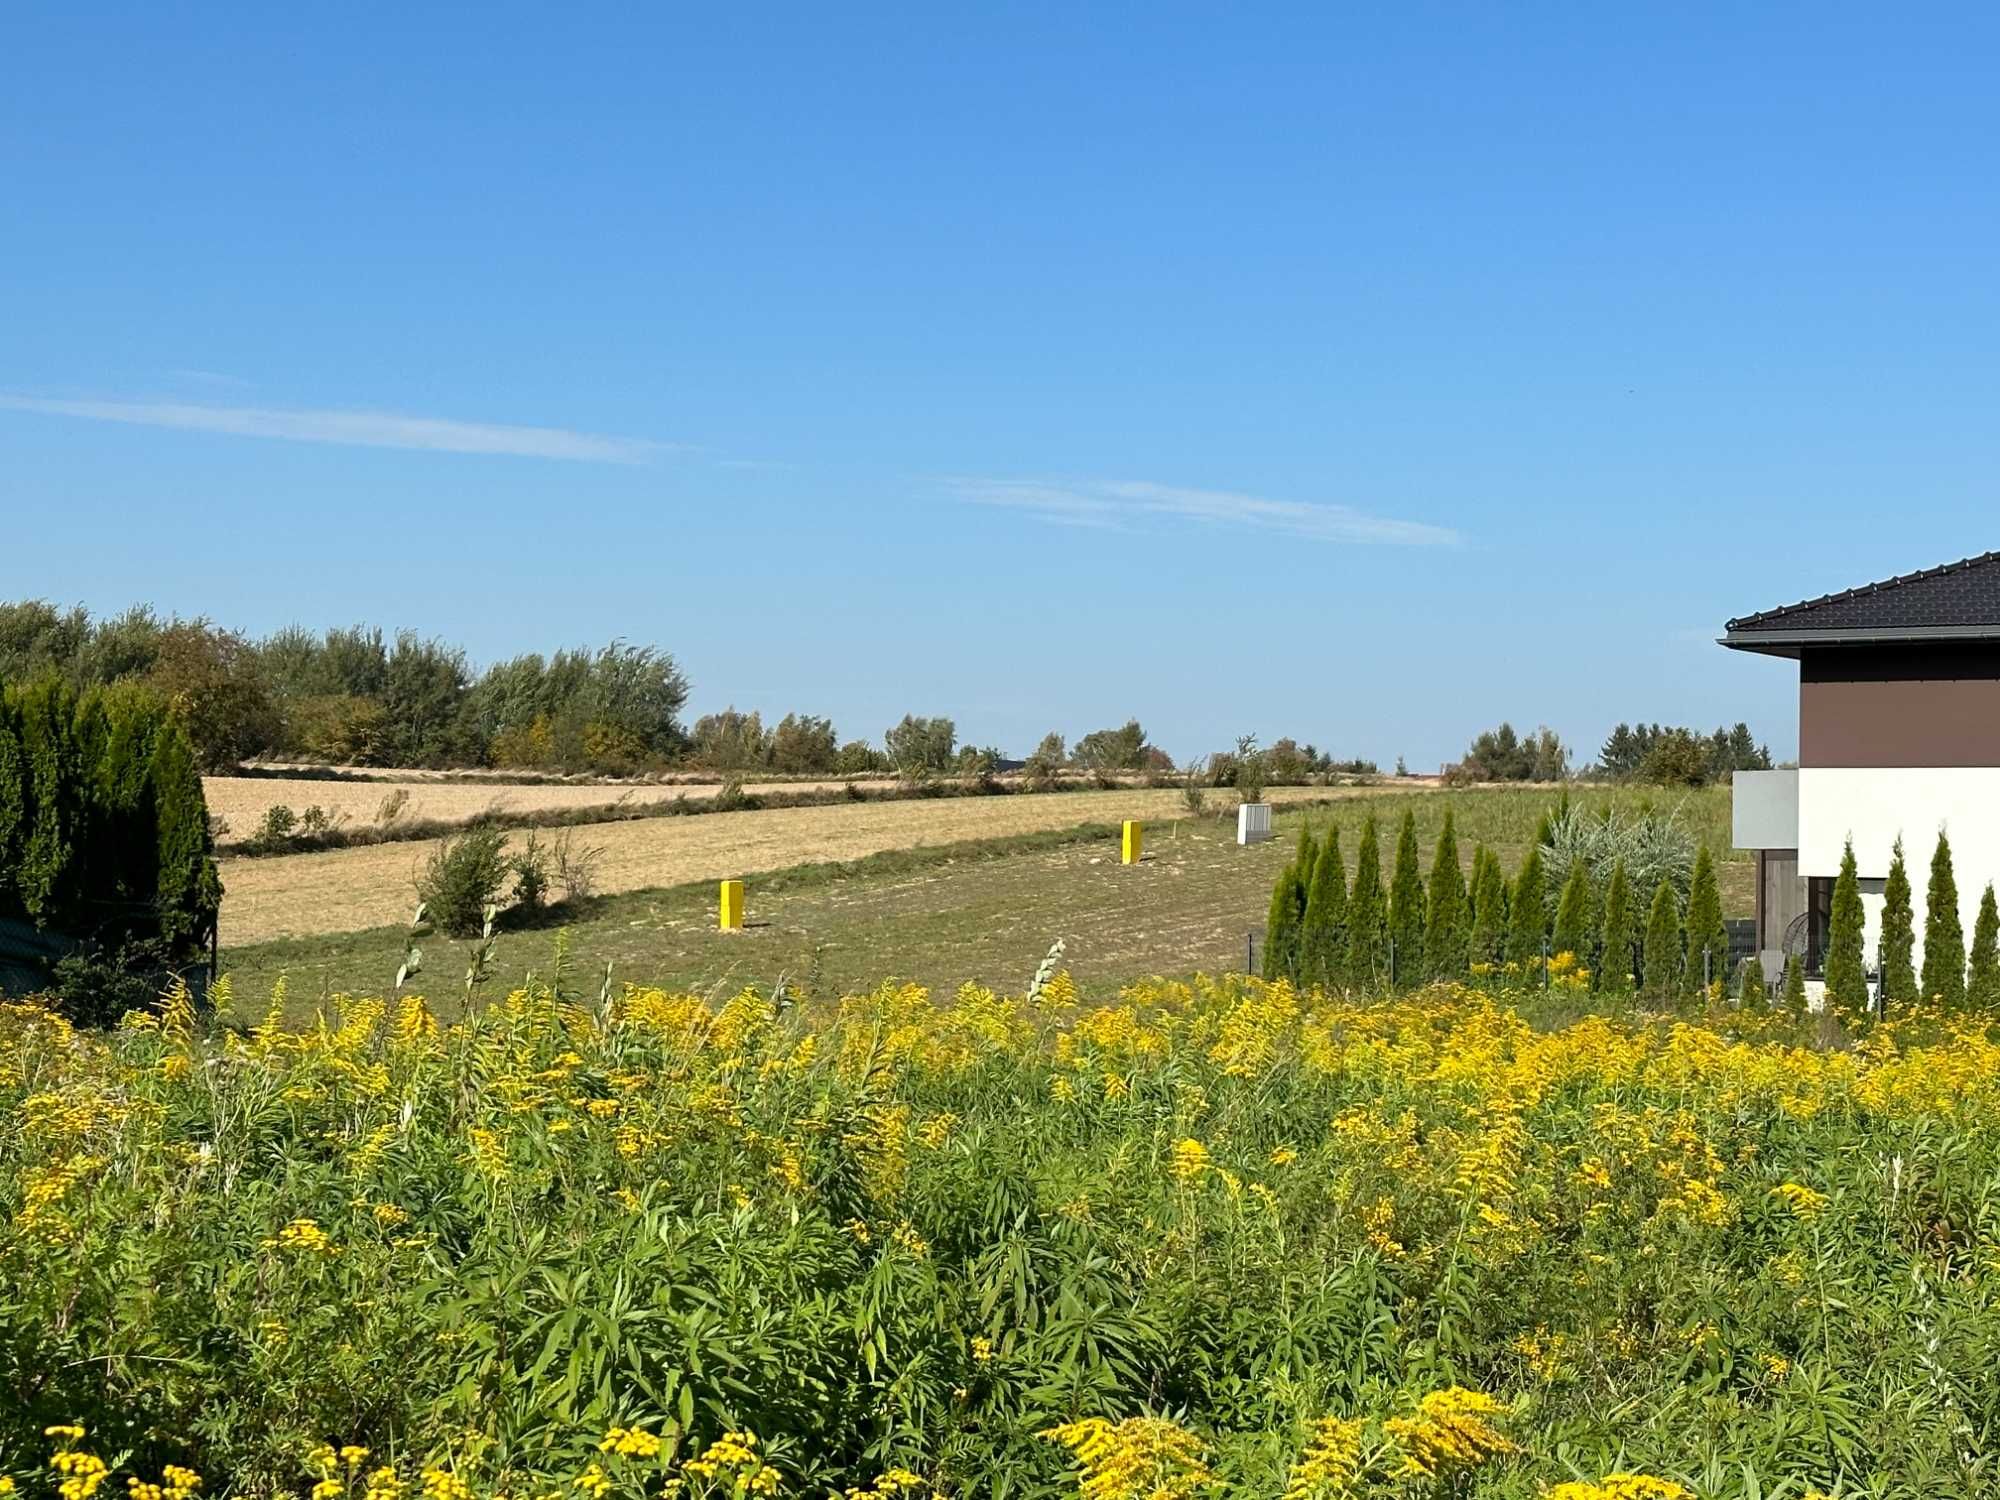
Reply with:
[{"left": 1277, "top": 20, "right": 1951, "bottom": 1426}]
[
  {"left": 220, "top": 785, "right": 1744, "bottom": 1020},
  {"left": 213, "top": 785, "right": 1370, "bottom": 947}
]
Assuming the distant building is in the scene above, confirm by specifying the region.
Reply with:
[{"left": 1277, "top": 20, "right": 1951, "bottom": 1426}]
[{"left": 1723, "top": 552, "right": 2000, "bottom": 977}]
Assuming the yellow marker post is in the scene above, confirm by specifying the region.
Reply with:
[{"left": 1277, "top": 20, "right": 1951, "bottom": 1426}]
[
  {"left": 1121, "top": 820, "right": 1143, "bottom": 865},
  {"left": 719, "top": 879, "right": 745, "bottom": 931}
]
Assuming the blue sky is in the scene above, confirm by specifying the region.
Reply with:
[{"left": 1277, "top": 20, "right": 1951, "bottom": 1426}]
[{"left": 6, "top": 5, "right": 1999, "bottom": 767}]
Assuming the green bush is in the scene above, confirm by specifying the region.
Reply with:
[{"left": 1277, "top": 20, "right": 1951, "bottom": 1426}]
[
  {"left": 418, "top": 825, "right": 512, "bottom": 938},
  {"left": 0, "top": 676, "right": 219, "bottom": 1011}
]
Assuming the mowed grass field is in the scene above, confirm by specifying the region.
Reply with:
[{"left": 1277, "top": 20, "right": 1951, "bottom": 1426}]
[{"left": 220, "top": 783, "right": 1741, "bottom": 1019}]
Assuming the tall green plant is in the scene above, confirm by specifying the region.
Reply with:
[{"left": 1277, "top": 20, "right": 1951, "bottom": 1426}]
[
  {"left": 1640, "top": 877, "right": 1681, "bottom": 1005},
  {"left": 1504, "top": 843, "right": 1547, "bottom": 971},
  {"left": 1387, "top": 810, "right": 1425, "bottom": 988},
  {"left": 0, "top": 690, "right": 24, "bottom": 908},
  {"left": 1299, "top": 829, "right": 1348, "bottom": 990},
  {"left": 1922, "top": 829, "right": 1966, "bottom": 1008},
  {"left": 1783, "top": 952, "right": 1808, "bottom": 1015},
  {"left": 1682, "top": 846, "right": 1729, "bottom": 1000},
  {"left": 1597, "top": 858, "right": 1634, "bottom": 993},
  {"left": 1551, "top": 861, "right": 1594, "bottom": 971},
  {"left": 1262, "top": 858, "right": 1302, "bottom": 984},
  {"left": 1824, "top": 839, "right": 1867, "bottom": 1013},
  {"left": 1969, "top": 883, "right": 2000, "bottom": 1013},
  {"left": 14, "top": 678, "right": 83, "bottom": 927},
  {"left": 1424, "top": 811, "right": 1468, "bottom": 980},
  {"left": 1738, "top": 955, "right": 1767, "bottom": 1007},
  {"left": 1878, "top": 837, "right": 1916, "bottom": 1009},
  {"left": 1469, "top": 845, "right": 1507, "bottom": 969},
  {"left": 1345, "top": 815, "right": 1388, "bottom": 990}
]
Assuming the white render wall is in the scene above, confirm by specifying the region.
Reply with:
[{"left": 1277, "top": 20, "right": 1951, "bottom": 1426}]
[{"left": 1797, "top": 767, "right": 2000, "bottom": 972}]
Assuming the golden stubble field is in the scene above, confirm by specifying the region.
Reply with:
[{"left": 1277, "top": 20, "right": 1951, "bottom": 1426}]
[
  {"left": 215, "top": 784, "right": 1380, "bottom": 945},
  {"left": 202, "top": 775, "right": 866, "bottom": 840}
]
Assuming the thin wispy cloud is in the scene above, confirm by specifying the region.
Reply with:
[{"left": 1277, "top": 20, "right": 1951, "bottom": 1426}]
[
  {"left": 0, "top": 393, "right": 669, "bottom": 464},
  {"left": 950, "top": 477, "right": 1460, "bottom": 546},
  {"left": 167, "top": 368, "right": 252, "bottom": 389}
]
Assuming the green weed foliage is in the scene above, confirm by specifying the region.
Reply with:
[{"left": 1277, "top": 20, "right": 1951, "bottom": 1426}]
[{"left": 3, "top": 967, "right": 1997, "bottom": 1497}]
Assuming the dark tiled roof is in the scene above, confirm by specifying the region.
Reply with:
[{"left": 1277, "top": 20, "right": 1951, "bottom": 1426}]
[{"left": 1727, "top": 551, "right": 2000, "bottom": 635}]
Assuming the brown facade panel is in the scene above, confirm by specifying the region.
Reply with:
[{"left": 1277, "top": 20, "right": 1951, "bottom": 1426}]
[{"left": 1799, "top": 676, "right": 2000, "bottom": 767}]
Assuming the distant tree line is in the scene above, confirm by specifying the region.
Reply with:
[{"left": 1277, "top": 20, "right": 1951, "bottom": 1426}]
[
  {"left": 1445, "top": 720, "right": 1773, "bottom": 788},
  {"left": 0, "top": 675, "right": 220, "bottom": 1019},
  {"left": 0, "top": 602, "right": 689, "bottom": 775},
  {"left": 0, "top": 601, "right": 1392, "bottom": 784},
  {"left": 1597, "top": 722, "right": 1771, "bottom": 786},
  {"left": 1449, "top": 723, "right": 1570, "bottom": 784}
]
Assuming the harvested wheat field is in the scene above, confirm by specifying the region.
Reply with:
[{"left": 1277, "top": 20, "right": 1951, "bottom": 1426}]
[
  {"left": 203, "top": 774, "right": 864, "bottom": 841},
  {"left": 217, "top": 784, "right": 1377, "bottom": 945}
]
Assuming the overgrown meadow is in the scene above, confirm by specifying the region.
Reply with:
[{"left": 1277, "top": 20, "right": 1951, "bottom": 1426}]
[{"left": 3, "top": 966, "right": 1995, "bottom": 1499}]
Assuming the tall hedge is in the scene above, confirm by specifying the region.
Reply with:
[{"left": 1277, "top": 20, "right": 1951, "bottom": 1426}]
[
  {"left": 0, "top": 676, "right": 220, "bottom": 1009},
  {"left": 0, "top": 691, "right": 23, "bottom": 906}
]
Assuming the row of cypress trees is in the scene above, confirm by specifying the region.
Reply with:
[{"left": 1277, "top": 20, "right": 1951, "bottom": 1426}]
[
  {"left": 1820, "top": 831, "right": 2000, "bottom": 1013},
  {"left": 1263, "top": 807, "right": 1733, "bottom": 1002},
  {"left": 0, "top": 675, "right": 221, "bottom": 1006}
]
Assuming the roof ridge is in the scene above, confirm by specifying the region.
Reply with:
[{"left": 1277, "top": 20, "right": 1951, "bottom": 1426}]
[{"left": 1726, "top": 550, "right": 2000, "bottom": 632}]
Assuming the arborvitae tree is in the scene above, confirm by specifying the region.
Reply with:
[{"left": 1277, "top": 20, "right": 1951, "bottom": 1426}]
[
  {"left": 14, "top": 677, "right": 84, "bottom": 927},
  {"left": 1968, "top": 883, "right": 2000, "bottom": 1013},
  {"left": 1469, "top": 845, "right": 1507, "bottom": 969},
  {"left": 1739, "top": 955, "right": 1768, "bottom": 1006},
  {"left": 1299, "top": 828, "right": 1348, "bottom": 991},
  {"left": 1293, "top": 823, "right": 1318, "bottom": 888},
  {"left": 1640, "top": 877, "right": 1681, "bottom": 1005},
  {"left": 1345, "top": 815, "right": 1389, "bottom": 990},
  {"left": 1824, "top": 838, "right": 1868, "bottom": 1013},
  {"left": 1424, "top": 811, "right": 1468, "bottom": 980},
  {"left": 1878, "top": 836, "right": 1916, "bottom": 1010},
  {"left": 1263, "top": 857, "right": 1301, "bottom": 983},
  {"left": 1922, "top": 829, "right": 1966, "bottom": 1009},
  {"left": 1683, "top": 846, "right": 1730, "bottom": 1000},
  {"left": 0, "top": 690, "right": 24, "bottom": 912},
  {"left": 1387, "top": 810, "right": 1425, "bottom": 987},
  {"left": 1551, "top": 862, "right": 1593, "bottom": 970},
  {"left": 152, "top": 723, "right": 222, "bottom": 955},
  {"left": 1782, "top": 952, "right": 1808, "bottom": 1015},
  {"left": 1597, "top": 858, "right": 1635, "bottom": 993},
  {"left": 1504, "top": 843, "right": 1548, "bottom": 972}
]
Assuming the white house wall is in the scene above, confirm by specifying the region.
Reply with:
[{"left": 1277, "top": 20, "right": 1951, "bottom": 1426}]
[{"left": 1797, "top": 767, "right": 2000, "bottom": 973}]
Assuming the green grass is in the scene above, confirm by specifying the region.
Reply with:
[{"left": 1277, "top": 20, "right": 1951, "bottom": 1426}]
[{"left": 220, "top": 783, "right": 1743, "bottom": 1020}]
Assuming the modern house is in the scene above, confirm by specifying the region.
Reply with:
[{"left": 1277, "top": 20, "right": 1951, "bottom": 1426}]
[{"left": 1724, "top": 552, "right": 2000, "bottom": 982}]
